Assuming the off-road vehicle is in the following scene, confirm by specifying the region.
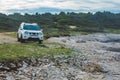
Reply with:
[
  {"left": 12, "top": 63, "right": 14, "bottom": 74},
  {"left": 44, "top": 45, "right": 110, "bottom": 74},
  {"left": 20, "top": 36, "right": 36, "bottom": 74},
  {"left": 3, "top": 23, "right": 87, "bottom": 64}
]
[{"left": 17, "top": 22, "right": 43, "bottom": 43}]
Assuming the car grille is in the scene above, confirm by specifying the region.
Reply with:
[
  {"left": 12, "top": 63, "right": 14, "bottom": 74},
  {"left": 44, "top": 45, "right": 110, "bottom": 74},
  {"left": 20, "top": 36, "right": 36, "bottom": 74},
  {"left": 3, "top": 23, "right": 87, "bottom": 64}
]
[{"left": 29, "top": 32, "right": 38, "bottom": 36}]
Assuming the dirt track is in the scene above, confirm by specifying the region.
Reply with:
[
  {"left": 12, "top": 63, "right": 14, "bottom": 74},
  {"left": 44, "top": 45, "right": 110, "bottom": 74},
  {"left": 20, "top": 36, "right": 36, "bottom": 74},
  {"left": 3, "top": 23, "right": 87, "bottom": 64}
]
[{"left": 0, "top": 33, "right": 19, "bottom": 44}]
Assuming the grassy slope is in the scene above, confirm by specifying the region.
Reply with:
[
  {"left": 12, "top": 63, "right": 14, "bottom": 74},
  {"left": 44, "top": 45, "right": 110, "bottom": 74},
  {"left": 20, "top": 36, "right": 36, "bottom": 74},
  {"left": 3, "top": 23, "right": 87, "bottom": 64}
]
[
  {"left": 0, "top": 42, "right": 73, "bottom": 60},
  {"left": 0, "top": 31, "right": 74, "bottom": 61}
]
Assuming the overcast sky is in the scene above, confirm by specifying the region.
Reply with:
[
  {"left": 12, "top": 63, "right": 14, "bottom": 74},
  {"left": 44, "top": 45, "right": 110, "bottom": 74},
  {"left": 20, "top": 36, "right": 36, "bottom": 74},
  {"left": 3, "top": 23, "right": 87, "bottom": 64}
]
[{"left": 0, "top": 0, "right": 120, "bottom": 14}]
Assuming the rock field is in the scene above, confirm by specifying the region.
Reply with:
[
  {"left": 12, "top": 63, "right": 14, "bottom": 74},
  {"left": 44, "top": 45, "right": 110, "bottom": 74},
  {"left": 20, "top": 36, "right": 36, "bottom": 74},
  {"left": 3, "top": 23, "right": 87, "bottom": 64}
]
[{"left": 0, "top": 33, "right": 120, "bottom": 80}]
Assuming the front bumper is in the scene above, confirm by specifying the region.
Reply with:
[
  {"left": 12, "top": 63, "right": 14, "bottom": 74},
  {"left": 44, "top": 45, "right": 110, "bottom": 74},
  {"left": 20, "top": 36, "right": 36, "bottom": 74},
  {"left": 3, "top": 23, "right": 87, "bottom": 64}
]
[
  {"left": 23, "top": 35, "right": 43, "bottom": 41},
  {"left": 26, "top": 38, "right": 43, "bottom": 41}
]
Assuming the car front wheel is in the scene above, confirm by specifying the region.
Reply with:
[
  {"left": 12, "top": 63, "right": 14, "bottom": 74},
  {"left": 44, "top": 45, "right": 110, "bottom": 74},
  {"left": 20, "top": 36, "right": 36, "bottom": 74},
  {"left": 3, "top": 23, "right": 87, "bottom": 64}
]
[
  {"left": 38, "top": 40, "right": 43, "bottom": 44},
  {"left": 20, "top": 35, "right": 25, "bottom": 43},
  {"left": 17, "top": 34, "right": 20, "bottom": 42}
]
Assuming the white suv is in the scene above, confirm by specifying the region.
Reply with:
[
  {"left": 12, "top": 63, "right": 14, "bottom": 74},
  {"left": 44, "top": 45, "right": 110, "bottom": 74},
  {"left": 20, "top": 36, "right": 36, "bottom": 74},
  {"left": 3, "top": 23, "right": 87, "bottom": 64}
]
[{"left": 17, "top": 22, "right": 43, "bottom": 43}]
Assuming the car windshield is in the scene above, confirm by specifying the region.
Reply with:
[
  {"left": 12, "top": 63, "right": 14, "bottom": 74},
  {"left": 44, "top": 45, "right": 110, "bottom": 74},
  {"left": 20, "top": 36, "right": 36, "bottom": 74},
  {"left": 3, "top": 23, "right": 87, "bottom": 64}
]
[{"left": 23, "top": 25, "right": 40, "bottom": 30}]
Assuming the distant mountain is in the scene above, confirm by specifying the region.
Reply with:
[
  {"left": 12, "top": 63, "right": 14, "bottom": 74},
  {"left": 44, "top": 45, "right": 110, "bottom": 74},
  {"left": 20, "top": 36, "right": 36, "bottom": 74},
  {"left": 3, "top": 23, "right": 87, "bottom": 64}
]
[{"left": 8, "top": 7, "right": 80, "bottom": 14}]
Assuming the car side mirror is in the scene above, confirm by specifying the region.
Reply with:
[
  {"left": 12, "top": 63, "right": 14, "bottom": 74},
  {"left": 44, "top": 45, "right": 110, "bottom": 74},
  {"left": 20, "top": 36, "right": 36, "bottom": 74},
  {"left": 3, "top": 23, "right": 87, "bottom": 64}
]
[
  {"left": 41, "top": 29, "right": 43, "bottom": 32},
  {"left": 20, "top": 28, "right": 23, "bottom": 30}
]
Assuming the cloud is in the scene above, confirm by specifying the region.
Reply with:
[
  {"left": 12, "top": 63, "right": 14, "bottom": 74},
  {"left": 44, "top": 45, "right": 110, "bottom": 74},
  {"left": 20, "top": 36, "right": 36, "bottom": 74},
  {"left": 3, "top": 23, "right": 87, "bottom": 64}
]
[{"left": 0, "top": 0, "right": 120, "bottom": 13}]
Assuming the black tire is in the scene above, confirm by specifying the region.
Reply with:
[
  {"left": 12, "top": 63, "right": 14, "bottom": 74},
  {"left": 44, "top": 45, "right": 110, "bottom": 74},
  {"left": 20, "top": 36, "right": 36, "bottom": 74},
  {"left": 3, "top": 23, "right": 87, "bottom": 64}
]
[
  {"left": 20, "top": 35, "right": 25, "bottom": 43},
  {"left": 17, "top": 34, "right": 20, "bottom": 42},
  {"left": 38, "top": 40, "right": 43, "bottom": 44}
]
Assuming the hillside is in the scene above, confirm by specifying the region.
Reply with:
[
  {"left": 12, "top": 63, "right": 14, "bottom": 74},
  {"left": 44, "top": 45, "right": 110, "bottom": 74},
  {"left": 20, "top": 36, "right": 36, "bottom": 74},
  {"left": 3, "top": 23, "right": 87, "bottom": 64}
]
[{"left": 0, "top": 12, "right": 120, "bottom": 35}]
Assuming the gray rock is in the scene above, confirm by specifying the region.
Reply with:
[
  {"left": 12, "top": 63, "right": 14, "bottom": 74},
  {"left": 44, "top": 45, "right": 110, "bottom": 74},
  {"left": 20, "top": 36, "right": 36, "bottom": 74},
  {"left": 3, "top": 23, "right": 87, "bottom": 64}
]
[
  {"left": 76, "top": 40, "right": 86, "bottom": 43},
  {"left": 82, "top": 61, "right": 109, "bottom": 73},
  {"left": 6, "top": 73, "right": 15, "bottom": 80},
  {"left": 113, "top": 54, "right": 120, "bottom": 61},
  {"left": 61, "top": 39, "right": 67, "bottom": 43}
]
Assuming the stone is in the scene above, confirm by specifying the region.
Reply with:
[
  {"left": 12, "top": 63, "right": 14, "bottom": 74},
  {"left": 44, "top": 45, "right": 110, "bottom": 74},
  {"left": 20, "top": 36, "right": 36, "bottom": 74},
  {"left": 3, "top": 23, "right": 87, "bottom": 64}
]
[
  {"left": 82, "top": 61, "right": 109, "bottom": 73},
  {"left": 76, "top": 40, "right": 86, "bottom": 43},
  {"left": 61, "top": 39, "right": 66, "bottom": 43},
  {"left": 113, "top": 54, "right": 120, "bottom": 61},
  {"left": 6, "top": 73, "right": 15, "bottom": 80}
]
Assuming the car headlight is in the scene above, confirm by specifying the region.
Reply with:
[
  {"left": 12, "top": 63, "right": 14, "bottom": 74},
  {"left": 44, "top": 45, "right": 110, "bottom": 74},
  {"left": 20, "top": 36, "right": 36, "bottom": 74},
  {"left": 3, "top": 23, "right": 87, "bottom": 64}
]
[
  {"left": 24, "top": 31, "right": 28, "bottom": 35},
  {"left": 39, "top": 32, "right": 43, "bottom": 35}
]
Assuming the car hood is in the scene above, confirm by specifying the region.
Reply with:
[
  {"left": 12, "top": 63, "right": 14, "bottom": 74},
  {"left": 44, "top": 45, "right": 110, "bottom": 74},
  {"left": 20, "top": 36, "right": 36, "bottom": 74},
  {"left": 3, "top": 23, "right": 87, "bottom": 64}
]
[{"left": 24, "top": 30, "right": 42, "bottom": 33}]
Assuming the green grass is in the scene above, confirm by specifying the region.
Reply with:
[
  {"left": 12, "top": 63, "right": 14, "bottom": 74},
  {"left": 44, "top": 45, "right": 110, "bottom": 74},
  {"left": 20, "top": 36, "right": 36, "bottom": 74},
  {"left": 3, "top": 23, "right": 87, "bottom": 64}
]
[
  {"left": 0, "top": 42, "right": 73, "bottom": 61},
  {"left": 0, "top": 32, "right": 74, "bottom": 61},
  {"left": 104, "top": 28, "right": 120, "bottom": 34},
  {"left": 70, "top": 31, "right": 89, "bottom": 35}
]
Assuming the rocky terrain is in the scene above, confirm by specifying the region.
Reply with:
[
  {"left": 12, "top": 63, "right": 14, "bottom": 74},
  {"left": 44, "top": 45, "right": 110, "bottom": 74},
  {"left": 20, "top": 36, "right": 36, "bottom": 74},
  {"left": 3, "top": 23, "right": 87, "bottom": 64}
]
[
  {"left": 0, "top": 33, "right": 120, "bottom": 80},
  {"left": 48, "top": 33, "right": 120, "bottom": 80}
]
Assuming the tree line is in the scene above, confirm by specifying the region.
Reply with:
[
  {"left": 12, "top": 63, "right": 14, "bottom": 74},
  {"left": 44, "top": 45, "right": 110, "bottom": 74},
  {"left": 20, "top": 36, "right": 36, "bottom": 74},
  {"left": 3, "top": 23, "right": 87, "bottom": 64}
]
[{"left": 0, "top": 11, "right": 120, "bottom": 35}]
